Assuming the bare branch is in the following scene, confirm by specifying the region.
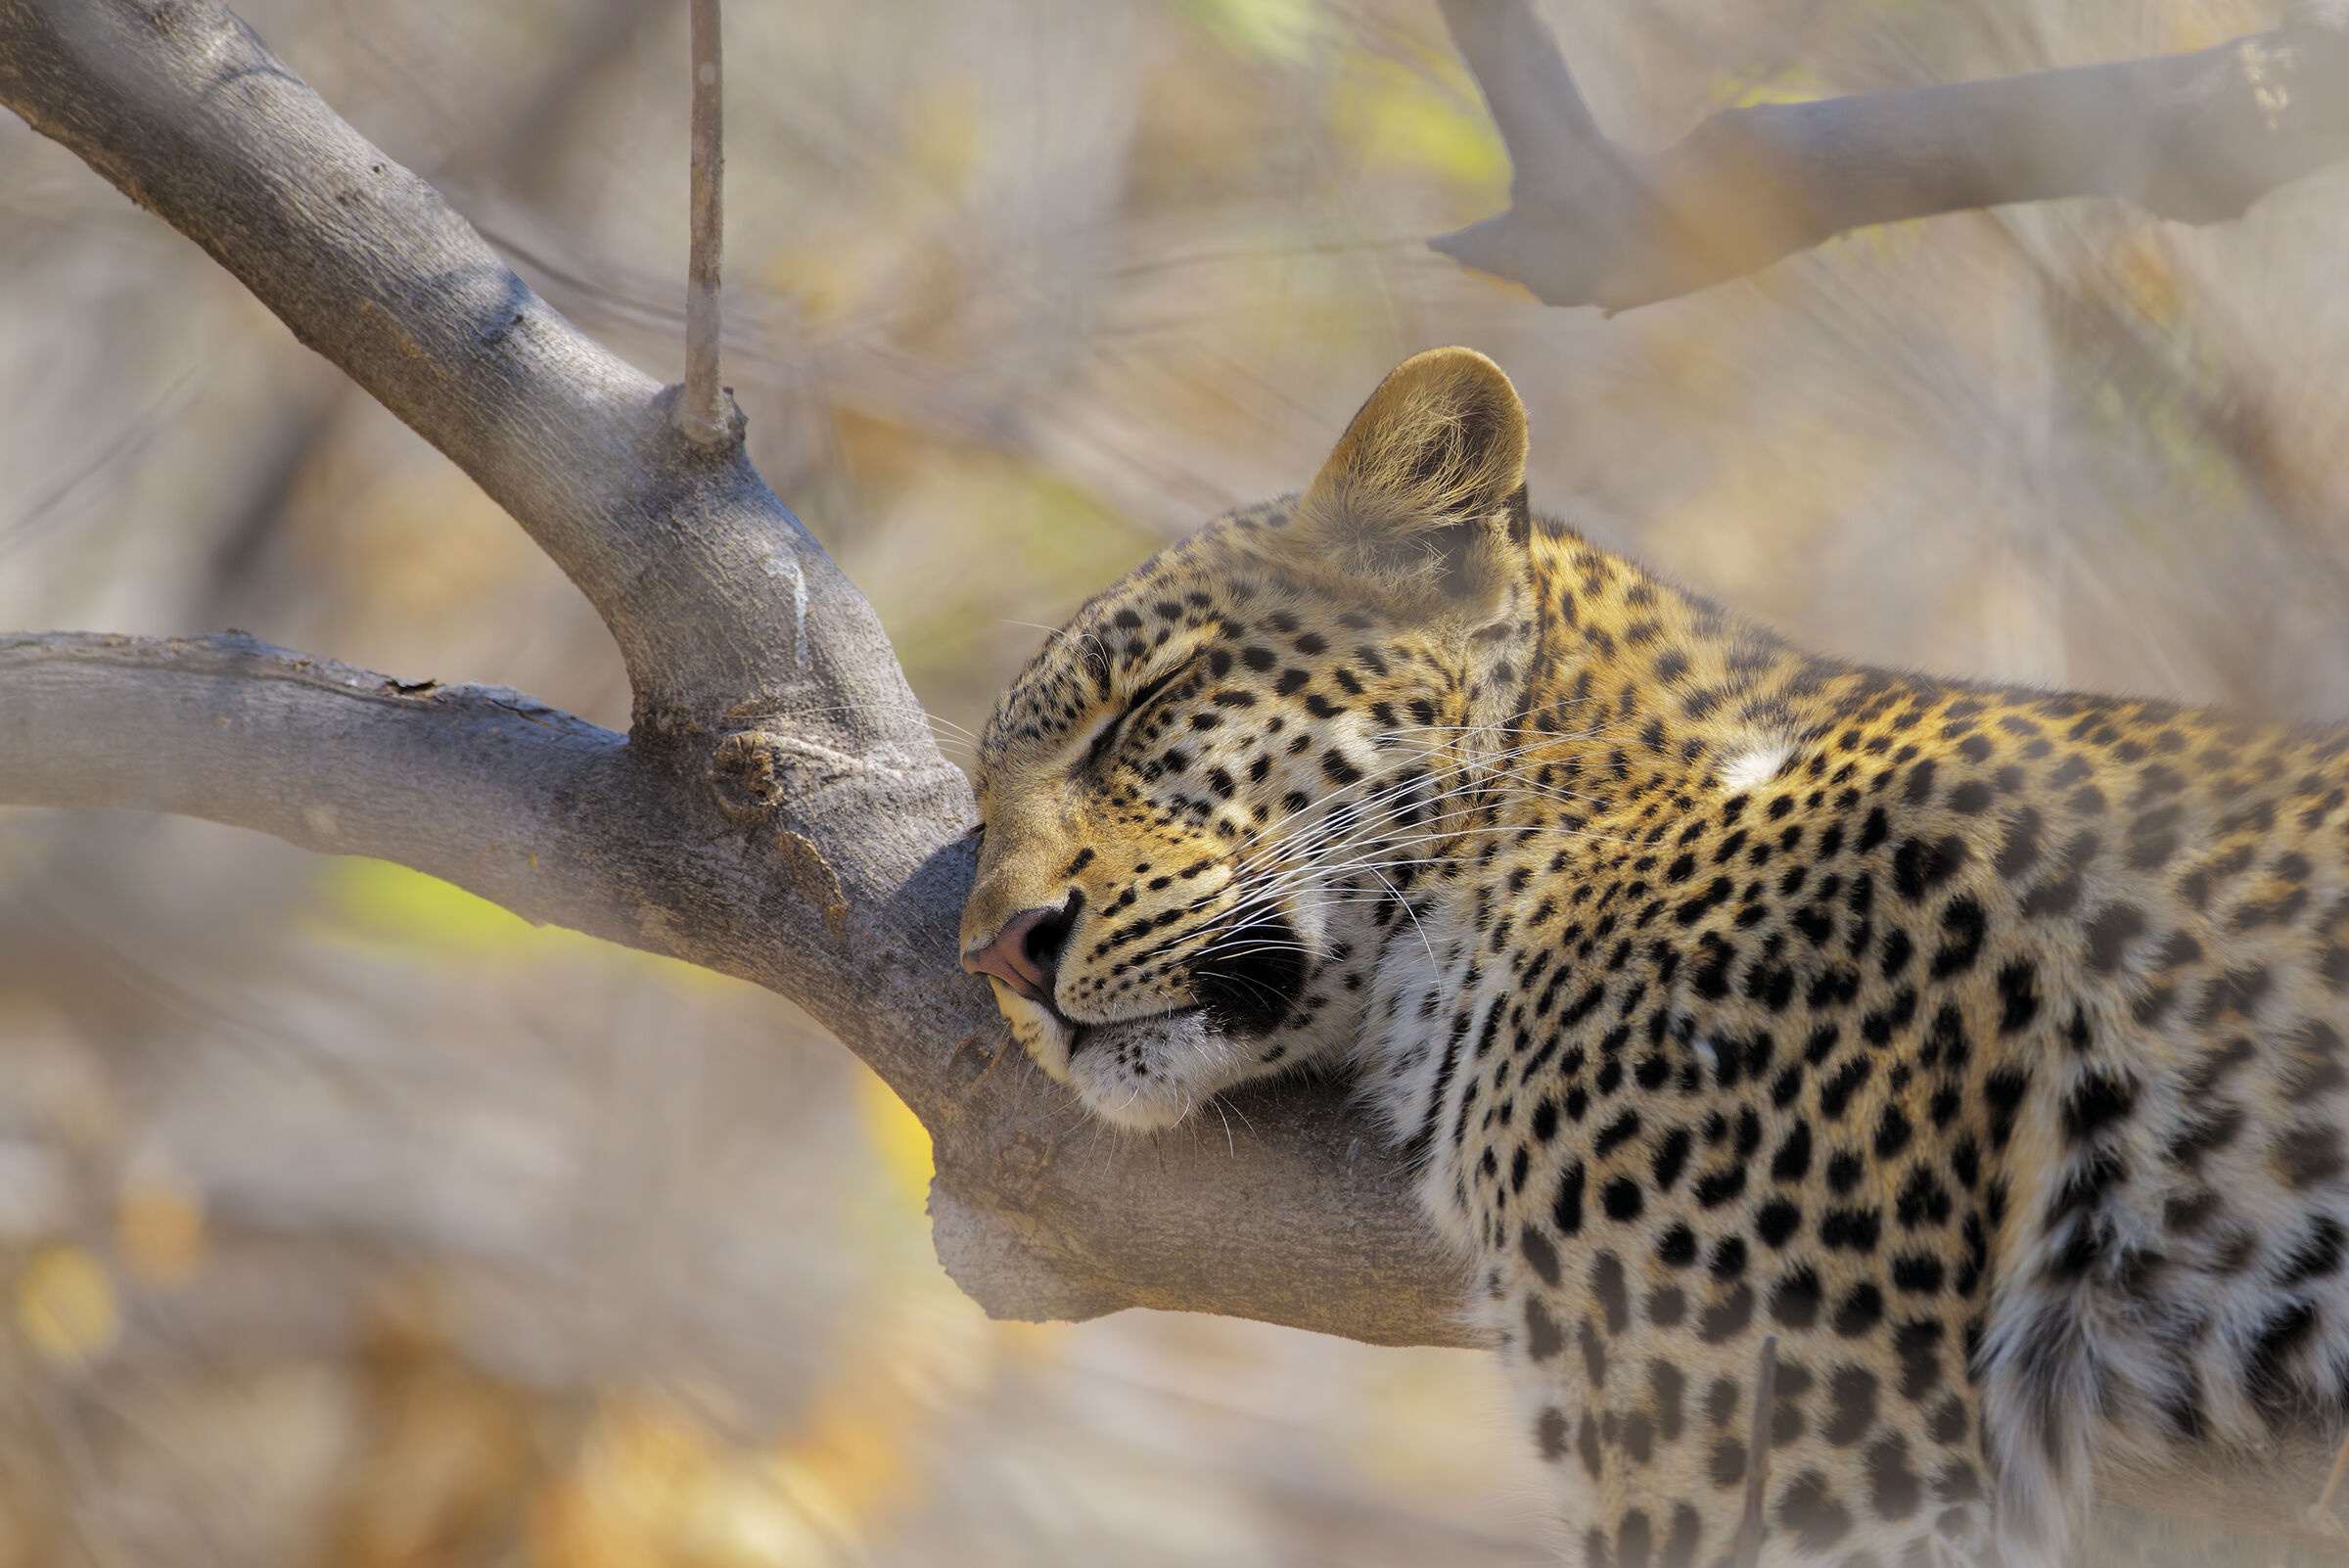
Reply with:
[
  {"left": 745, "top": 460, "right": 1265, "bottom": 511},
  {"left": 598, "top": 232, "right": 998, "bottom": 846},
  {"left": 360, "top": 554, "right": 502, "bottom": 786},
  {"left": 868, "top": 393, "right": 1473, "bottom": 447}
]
[
  {"left": 0, "top": 632, "right": 636, "bottom": 935},
  {"left": 0, "top": 628, "right": 1469, "bottom": 1347},
  {"left": 1434, "top": 0, "right": 2349, "bottom": 311},
  {"left": 2313, "top": 1420, "right": 2349, "bottom": 1526},
  {"left": 1434, "top": 0, "right": 1605, "bottom": 187},
  {"left": 677, "top": 0, "right": 727, "bottom": 444}
]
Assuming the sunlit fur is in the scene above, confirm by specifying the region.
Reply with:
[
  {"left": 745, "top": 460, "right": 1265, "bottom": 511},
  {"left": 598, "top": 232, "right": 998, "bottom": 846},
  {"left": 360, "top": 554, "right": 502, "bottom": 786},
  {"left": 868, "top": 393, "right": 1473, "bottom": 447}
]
[{"left": 965, "top": 347, "right": 2349, "bottom": 1565}]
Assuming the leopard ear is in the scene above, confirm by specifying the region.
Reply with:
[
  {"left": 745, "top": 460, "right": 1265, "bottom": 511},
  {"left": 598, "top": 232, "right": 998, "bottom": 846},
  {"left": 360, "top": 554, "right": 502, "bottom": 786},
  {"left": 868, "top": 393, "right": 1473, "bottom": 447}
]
[{"left": 1285, "top": 346, "right": 1531, "bottom": 611}]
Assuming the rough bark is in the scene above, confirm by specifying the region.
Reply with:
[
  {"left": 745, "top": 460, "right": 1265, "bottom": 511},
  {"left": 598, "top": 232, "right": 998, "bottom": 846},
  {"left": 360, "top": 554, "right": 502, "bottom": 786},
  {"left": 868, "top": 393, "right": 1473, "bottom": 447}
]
[
  {"left": 2, "top": 0, "right": 2348, "bottom": 1548},
  {"left": 1434, "top": 0, "right": 2349, "bottom": 310}
]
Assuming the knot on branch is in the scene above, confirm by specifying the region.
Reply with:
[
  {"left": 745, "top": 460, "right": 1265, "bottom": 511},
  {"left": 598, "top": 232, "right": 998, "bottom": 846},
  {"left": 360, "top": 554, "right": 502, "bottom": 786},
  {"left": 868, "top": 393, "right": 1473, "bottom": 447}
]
[
  {"left": 707, "top": 726, "right": 876, "bottom": 820},
  {"left": 774, "top": 827, "right": 850, "bottom": 940},
  {"left": 990, "top": 1130, "right": 1054, "bottom": 1213},
  {"left": 709, "top": 728, "right": 789, "bottom": 819},
  {"left": 657, "top": 381, "right": 747, "bottom": 452}
]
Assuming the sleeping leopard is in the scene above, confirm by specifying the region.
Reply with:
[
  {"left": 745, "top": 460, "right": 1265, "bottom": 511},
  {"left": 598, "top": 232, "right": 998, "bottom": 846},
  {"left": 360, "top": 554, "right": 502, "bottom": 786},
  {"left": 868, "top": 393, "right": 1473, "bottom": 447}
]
[{"left": 958, "top": 346, "right": 2349, "bottom": 1567}]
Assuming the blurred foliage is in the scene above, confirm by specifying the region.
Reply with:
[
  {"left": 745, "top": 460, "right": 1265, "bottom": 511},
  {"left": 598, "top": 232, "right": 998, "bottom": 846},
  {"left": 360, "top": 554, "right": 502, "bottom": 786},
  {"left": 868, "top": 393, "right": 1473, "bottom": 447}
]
[
  {"left": 5, "top": 0, "right": 2349, "bottom": 1561},
  {"left": 1329, "top": 43, "right": 1509, "bottom": 191},
  {"left": 1172, "top": 0, "right": 1328, "bottom": 64},
  {"left": 328, "top": 859, "right": 577, "bottom": 957},
  {"left": 17, "top": 1245, "right": 117, "bottom": 1364}
]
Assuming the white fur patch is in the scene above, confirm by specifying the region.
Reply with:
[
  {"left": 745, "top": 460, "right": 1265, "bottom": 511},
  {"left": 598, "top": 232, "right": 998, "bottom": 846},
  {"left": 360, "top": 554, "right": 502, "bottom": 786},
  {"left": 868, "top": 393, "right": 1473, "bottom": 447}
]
[
  {"left": 1066, "top": 1011, "right": 1256, "bottom": 1131},
  {"left": 1720, "top": 738, "right": 1792, "bottom": 792}
]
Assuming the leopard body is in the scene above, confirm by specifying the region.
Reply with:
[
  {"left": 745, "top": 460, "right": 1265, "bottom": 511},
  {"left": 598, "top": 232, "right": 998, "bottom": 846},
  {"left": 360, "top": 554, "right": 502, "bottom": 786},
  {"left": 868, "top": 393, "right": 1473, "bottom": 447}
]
[{"left": 959, "top": 348, "right": 2349, "bottom": 1566}]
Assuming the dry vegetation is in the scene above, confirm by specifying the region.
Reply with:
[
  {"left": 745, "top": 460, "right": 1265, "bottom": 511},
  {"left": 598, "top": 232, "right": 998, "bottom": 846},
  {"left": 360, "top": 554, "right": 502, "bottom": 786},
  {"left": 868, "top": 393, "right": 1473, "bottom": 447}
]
[{"left": 6, "top": 0, "right": 2349, "bottom": 1563}]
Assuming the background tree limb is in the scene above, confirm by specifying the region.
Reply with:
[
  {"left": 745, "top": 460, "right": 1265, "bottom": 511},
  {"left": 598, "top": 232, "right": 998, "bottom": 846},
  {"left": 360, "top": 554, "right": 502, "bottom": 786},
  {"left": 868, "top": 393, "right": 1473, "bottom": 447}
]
[{"left": 1434, "top": 0, "right": 2349, "bottom": 310}]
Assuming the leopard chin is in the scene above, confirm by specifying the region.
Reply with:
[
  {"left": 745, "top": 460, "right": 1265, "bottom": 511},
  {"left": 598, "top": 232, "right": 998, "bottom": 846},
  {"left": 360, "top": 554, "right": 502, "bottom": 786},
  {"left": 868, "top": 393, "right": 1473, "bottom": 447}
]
[{"left": 1062, "top": 1009, "right": 1237, "bottom": 1130}]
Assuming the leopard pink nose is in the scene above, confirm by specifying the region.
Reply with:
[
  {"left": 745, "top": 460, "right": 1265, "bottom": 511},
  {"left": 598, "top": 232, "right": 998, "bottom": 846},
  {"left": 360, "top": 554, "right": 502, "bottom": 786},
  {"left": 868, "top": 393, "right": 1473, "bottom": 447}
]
[{"left": 962, "top": 900, "right": 1077, "bottom": 1005}]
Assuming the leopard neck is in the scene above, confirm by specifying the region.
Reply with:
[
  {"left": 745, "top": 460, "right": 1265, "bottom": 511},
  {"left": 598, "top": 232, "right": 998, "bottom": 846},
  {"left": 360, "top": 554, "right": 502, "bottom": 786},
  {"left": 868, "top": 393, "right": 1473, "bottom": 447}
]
[{"left": 1495, "top": 525, "right": 1856, "bottom": 831}]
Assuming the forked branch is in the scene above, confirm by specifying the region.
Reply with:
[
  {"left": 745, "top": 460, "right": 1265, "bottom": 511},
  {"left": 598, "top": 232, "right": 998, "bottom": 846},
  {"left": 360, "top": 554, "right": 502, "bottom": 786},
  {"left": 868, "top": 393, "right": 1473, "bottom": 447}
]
[
  {"left": 0, "top": 0, "right": 1463, "bottom": 1354},
  {"left": 1434, "top": 0, "right": 2349, "bottom": 310}
]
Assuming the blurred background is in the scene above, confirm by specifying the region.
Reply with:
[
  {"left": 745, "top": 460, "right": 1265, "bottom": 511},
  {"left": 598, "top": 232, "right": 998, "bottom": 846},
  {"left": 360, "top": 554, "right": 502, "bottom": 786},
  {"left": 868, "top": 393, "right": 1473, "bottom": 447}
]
[{"left": 4, "top": 0, "right": 2349, "bottom": 1563}]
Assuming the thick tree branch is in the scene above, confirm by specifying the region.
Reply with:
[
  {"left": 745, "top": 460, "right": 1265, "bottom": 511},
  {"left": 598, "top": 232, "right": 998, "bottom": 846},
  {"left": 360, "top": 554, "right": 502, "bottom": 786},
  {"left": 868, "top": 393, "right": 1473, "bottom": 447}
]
[
  {"left": 1435, "top": 0, "right": 2349, "bottom": 310},
  {"left": 0, "top": 627, "right": 1474, "bottom": 1345}
]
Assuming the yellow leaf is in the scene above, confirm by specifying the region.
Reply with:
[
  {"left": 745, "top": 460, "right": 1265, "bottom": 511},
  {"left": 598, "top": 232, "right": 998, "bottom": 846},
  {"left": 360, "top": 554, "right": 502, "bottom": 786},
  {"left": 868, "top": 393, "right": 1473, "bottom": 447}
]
[
  {"left": 906, "top": 78, "right": 985, "bottom": 195},
  {"left": 2112, "top": 224, "right": 2181, "bottom": 323},
  {"left": 18, "top": 1247, "right": 117, "bottom": 1364}
]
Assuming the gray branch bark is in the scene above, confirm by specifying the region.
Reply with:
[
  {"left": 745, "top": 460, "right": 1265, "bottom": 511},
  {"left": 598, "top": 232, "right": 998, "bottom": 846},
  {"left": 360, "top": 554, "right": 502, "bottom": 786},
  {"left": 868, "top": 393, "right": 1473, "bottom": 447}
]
[
  {"left": 1, "top": 0, "right": 2346, "bottom": 1549},
  {"left": 1435, "top": 0, "right": 2349, "bottom": 310}
]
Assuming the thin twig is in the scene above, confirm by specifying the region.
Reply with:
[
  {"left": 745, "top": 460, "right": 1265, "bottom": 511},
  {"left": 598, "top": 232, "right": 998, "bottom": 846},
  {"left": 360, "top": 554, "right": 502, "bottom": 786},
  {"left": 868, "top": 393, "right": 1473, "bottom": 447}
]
[
  {"left": 677, "top": 0, "right": 727, "bottom": 442},
  {"left": 1731, "top": 1333, "right": 1778, "bottom": 1568}
]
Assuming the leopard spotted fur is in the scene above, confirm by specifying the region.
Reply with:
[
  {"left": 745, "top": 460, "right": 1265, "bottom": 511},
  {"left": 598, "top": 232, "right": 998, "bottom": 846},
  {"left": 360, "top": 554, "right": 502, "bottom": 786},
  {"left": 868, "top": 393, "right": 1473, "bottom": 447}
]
[{"left": 960, "top": 347, "right": 2349, "bottom": 1567}]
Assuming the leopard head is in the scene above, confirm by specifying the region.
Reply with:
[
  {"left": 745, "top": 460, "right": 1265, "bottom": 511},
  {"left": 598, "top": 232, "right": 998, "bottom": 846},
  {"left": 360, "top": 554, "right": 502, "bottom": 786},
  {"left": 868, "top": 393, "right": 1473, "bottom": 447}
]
[{"left": 960, "top": 347, "right": 1540, "bottom": 1129}]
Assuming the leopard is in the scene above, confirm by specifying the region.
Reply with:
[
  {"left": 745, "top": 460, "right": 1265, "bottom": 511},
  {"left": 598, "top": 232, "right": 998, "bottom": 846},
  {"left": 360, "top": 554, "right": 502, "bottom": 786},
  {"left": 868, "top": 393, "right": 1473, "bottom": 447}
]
[{"left": 958, "top": 346, "right": 2349, "bottom": 1567}]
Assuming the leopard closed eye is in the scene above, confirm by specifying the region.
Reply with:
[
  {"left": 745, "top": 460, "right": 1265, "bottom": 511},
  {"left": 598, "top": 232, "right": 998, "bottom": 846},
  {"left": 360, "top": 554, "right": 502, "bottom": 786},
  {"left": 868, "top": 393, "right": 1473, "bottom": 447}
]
[{"left": 960, "top": 346, "right": 2349, "bottom": 1567}]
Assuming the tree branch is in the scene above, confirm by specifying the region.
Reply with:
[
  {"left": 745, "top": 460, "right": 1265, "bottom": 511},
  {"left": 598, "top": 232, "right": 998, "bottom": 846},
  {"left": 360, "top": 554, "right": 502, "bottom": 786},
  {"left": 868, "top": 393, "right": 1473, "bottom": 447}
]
[
  {"left": 0, "top": 0, "right": 1474, "bottom": 1348},
  {"left": 1730, "top": 1335, "right": 1776, "bottom": 1568},
  {"left": 0, "top": 627, "right": 1474, "bottom": 1346},
  {"left": 0, "top": 632, "right": 631, "bottom": 930},
  {"left": 1434, "top": 0, "right": 2349, "bottom": 310},
  {"left": 0, "top": 0, "right": 856, "bottom": 738}
]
